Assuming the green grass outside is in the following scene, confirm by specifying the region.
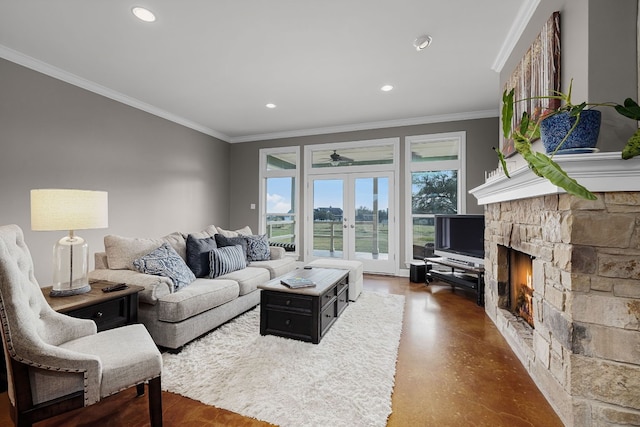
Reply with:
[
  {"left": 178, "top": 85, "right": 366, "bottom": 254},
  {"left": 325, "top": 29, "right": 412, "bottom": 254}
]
[
  {"left": 413, "top": 224, "right": 435, "bottom": 247},
  {"left": 312, "top": 221, "right": 388, "bottom": 253},
  {"left": 268, "top": 221, "right": 433, "bottom": 253}
]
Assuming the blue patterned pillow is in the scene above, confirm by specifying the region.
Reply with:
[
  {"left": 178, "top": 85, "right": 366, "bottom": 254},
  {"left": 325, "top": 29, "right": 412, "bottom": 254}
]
[
  {"left": 209, "top": 245, "right": 247, "bottom": 278},
  {"left": 133, "top": 243, "right": 196, "bottom": 290},
  {"left": 186, "top": 234, "right": 217, "bottom": 278},
  {"left": 240, "top": 234, "right": 270, "bottom": 262}
]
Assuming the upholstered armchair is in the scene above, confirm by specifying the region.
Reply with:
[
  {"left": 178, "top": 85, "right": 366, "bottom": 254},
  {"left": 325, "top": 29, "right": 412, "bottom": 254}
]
[{"left": 0, "top": 224, "right": 163, "bottom": 427}]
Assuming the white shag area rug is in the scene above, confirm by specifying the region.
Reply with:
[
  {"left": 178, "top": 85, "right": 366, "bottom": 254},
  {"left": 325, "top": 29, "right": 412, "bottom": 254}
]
[{"left": 162, "top": 290, "right": 405, "bottom": 427}]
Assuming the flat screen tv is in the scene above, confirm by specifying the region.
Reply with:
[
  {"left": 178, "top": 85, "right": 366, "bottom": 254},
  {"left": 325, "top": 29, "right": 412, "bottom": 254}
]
[{"left": 434, "top": 214, "right": 485, "bottom": 266}]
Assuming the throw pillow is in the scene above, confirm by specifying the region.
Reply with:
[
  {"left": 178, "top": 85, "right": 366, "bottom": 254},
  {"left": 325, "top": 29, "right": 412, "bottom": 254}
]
[
  {"left": 209, "top": 245, "right": 247, "bottom": 278},
  {"left": 133, "top": 243, "right": 196, "bottom": 291},
  {"left": 215, "top": 234, "right": 248, "bottom": 260},
  {"left": 186, "top": 234, "right": 218, "bottom": 277},
  {"left": 240, "top": 234, "right": 270, "bottom": 261},
  {"left": 216, "top": 225, "right": 252, "bottom": 238}
]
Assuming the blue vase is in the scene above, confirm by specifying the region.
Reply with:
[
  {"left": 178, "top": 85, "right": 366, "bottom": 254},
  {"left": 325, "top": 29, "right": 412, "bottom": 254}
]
[{"left": 539, "top": 110, "right": 601, "bottom": 153}]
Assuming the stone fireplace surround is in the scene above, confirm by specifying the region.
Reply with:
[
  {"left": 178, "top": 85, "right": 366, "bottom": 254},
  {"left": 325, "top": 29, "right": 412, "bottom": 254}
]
[{"left": 471, "top": 152, "right": 640, "bottom": 426}]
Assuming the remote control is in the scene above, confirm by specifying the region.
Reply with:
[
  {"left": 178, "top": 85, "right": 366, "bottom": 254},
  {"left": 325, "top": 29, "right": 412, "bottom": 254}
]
[{"left": 102, "top": 283, "right": 128, "bottom": 293}]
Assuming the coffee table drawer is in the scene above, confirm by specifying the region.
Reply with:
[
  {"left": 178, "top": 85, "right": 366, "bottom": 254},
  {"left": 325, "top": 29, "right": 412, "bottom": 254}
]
[
  {"left": 320, "top": 289, "right": 336, "bottom": 311},
  {"left": 320, "top": 302, "right": 336, "bottom": 336},
  {"left": 263, "top": 292, "right": 313, "bottom": 312},
  {"left": 262, "top": 309, "right": 313, "bottom": 341},
  {"left": 336, "top": 287, "right": 349, "bottom": 317}
]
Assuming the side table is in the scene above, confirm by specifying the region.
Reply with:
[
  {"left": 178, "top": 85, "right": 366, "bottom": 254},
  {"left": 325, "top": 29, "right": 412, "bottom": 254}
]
[{"left": 43, "top": 280, "right": 144, "bottom": 332}]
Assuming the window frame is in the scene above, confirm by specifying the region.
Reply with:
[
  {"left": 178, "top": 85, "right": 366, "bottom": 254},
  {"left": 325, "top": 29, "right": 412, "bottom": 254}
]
[
  {"left": 404, "top": 132, "right": 466, "bottom": 265},
  {"left": 259, "top": 146, "right": 300, "bottom": 257}
]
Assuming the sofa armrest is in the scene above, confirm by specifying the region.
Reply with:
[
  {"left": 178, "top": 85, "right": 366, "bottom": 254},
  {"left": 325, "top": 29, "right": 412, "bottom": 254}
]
[
  {"left": 269, "top": 246, "right": 286, "bottom": 260},
  {"left": 94, "top": 251, "right": 109, "bottom": 269},
  {"left": 88, "top": 268, "right": 172, "bottom": 305}
]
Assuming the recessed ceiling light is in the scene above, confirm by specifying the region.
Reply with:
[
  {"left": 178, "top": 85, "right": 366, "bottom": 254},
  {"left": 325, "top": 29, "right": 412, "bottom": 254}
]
[
  {"left": 413, "top": 35, "right": 433, "bottom": 51},
  {"left": 381, "top": 85, "right": 394, "bottom": 92},
  {"left": 132, "top": 7, "right": 156, "bottom": 22},
  {"left": 266, "top": 103, "right": 277, "bottom": 109}
]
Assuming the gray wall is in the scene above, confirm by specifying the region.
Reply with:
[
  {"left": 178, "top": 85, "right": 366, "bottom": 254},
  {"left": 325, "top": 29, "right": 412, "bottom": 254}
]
[
  {"left": 229, "top": 118, "right": 499, "bottom": 264},
  {"left": 0, "top": 58, "right": 230, "bottom": 284},
  {"left": 500, "top": 0, "right": 638, "bottom": 150}
]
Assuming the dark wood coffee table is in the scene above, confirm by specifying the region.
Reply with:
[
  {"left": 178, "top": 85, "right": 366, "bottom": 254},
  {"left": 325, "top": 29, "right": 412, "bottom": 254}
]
[{"left": 258, "top": 267, "right": 349, "bottom": 344}]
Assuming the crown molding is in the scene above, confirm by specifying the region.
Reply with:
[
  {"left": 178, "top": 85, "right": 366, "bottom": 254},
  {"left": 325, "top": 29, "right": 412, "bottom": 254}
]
[
  {"left": 0, "top": 44, "right": 232, "bottom": 142},
  {"left": 491, "top": 0, "right": 540, "bottom": 73},
  {"left": 1, "top": 44, "right": 499, "bottom": 145},
  {"left": 229, "top": 110, "right": 498, "bottom": 143}
]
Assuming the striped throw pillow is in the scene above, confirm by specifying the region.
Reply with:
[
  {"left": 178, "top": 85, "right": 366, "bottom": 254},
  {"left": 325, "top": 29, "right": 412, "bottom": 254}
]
[{"left": 209, "top": 245, "right": 247, "bottom": 278}]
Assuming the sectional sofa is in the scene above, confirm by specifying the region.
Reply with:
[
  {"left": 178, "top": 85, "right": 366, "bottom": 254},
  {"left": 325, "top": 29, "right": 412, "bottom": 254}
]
[{"left": 88, "top": 225, "right": 296, "bottom": 349}]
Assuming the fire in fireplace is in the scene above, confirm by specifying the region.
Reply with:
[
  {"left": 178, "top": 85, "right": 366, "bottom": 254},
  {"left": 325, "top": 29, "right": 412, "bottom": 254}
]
[{"left": 509, "top": 250, "right": 534, "bottom": 327}]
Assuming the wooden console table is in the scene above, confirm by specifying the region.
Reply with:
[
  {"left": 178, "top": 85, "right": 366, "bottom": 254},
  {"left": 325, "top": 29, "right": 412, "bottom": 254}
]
[{"left": 426, "top": 257, "right": 485, "bottom": 306}]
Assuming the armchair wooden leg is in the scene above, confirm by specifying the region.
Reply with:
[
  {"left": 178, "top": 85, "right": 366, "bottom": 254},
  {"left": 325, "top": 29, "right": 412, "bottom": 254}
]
[
  {"left": 148, "top": 376, "right": 163, "bottom": 427},
  {"left": 136, "top": 383, "right": 145, "bottom": 397}
]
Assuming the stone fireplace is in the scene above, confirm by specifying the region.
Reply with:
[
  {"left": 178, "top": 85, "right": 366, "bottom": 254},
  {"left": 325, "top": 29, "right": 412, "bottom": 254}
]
[{"left": 471, "top": 152, "right": 640, "bottom": 426}]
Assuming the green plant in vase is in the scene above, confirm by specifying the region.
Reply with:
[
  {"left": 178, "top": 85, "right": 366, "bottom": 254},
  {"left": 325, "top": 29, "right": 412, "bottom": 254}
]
[{"left": 496, "top": 81, "right": 640, "bottom": 200}]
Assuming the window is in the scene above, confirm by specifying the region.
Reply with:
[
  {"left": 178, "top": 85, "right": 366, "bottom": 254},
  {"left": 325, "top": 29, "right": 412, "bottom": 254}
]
[
  {"left": 406, "top": 132, "right": 466, "bottom": 261},
  {"left": 260, "top": 147, "right": 299, "bottom": 255},
  {"left": 308, "top": 144, "right": 395, "bottom": 171}
]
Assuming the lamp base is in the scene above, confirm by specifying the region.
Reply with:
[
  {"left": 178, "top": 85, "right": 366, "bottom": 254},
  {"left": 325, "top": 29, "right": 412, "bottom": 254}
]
[
  {"left": 49, "top": 283, "right": 91, "bottom": 297},
  {"left": 51, "top": 233, "right": 91, "bottom": 297}
]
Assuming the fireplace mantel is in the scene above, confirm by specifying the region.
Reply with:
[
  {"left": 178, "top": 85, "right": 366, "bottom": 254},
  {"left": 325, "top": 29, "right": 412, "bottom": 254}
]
[{"left": 470, "top": 151, "right": 640, "bottom": 205}]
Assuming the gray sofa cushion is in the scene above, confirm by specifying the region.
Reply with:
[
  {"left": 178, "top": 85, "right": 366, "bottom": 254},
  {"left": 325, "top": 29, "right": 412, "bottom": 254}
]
[
  {"left": 157, "top": 278, "right": 240, "bottom": 323},
  {"left": 185, "top": 225, "right": 218, "bottom": 240},
  {"left": 105, "top": 232, "right": 186, "bottom": 270},
  {"left": 216, "top": 226, "right": 252, "bottom": 237},
  {"left": 217, "top": 266, "right": 270, "bottom": 295},
  {"left": 250, "top": 257, "right": 297, "bottom": 279}
]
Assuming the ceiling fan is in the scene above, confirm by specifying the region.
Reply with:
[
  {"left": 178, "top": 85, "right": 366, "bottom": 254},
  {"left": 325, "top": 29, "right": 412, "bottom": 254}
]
[{"left": 328, "top": 150, "right": 354, "bottom": 166}]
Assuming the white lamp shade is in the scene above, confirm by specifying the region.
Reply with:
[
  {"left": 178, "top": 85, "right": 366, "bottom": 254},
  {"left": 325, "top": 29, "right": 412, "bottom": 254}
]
[{"left": 31, "top": 189, "right": 108, "bottom": 231}]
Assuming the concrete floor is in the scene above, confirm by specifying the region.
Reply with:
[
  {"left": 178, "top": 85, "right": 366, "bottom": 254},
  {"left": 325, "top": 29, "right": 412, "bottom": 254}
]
[{"left": 0, "top": 274, "right": 562, "bottom": 426}]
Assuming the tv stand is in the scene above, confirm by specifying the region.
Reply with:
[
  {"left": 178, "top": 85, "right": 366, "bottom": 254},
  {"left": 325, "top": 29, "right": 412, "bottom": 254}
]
[{"left": 426, "top": 257, "right": 484, "bottom": 306}]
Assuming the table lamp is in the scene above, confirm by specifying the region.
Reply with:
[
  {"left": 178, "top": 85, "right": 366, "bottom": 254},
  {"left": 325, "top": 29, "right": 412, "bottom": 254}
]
[{"left": 31, "top": 189, "right": 108, "bottom": 297}]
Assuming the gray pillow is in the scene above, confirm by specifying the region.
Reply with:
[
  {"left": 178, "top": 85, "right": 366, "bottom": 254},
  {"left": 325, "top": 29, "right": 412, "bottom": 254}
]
[
  {"left": 240, "top": 234, "right": 270, "bottom": 261},
  {"left": 209, "top": 245, "right": 247, "bottom": 278},
  {"left": 215, "top": 234, "right": 248, "bottom": 260},
  {"left": 186, "top": 234, "right": 217, "bottom": 277},
  {"left": 133, "top": 243, "right": 196, "bottom": 291}
]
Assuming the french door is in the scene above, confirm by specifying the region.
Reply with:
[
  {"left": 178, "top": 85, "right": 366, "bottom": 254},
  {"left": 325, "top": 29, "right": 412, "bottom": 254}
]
[{"left": 307, "top": 172, "right": 395, "bottom": 274}]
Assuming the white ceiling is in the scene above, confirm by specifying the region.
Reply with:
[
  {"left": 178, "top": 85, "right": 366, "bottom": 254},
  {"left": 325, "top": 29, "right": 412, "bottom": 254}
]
[{"left": 0, "top": 0, "right": 533, "bottom": 143}]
